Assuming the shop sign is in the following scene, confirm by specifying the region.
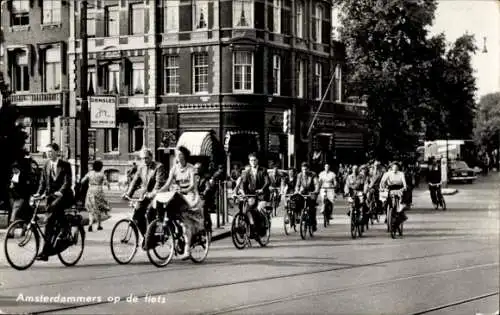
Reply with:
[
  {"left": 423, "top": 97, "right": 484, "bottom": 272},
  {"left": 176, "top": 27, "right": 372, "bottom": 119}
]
[{"left": 90, "top": 96, "right": 117, "bottom": 128}]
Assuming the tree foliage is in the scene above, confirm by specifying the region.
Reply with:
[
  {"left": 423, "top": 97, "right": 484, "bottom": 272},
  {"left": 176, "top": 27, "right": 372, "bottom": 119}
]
[
  {"left": 335, "top": 0, "right": 477, "bottom": 161},
  {"left": 0, "top": 72, "right": 28, "bottom": 205},
  {"left": 473, "top": 92, "right": 500, "bottom": 151}
]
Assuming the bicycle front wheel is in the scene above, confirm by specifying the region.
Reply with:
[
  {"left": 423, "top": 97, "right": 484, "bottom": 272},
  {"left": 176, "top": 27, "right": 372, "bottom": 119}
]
[
  {"left": 58, "top": 224, "right": 85, "bottom": 267},
  {"left": 257, "top": 214, "right": 271, "bottom": 247},
  {"left": 110, "top": 219, "right": 139, "bottom": 265},
  {"left": 147, "top": 220, "right": 175, "bottom": 268},
  {"left": 4, "top": 220, "right": 39, "bottom": 270},
  {"left": 299, "top": 211, "right": 310, "bottom": 240}
]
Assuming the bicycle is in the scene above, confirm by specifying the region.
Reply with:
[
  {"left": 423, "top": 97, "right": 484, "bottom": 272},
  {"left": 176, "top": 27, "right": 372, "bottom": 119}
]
[
  {"left": 387, "top": 189, "right": 405, "bottom": 239},
  {"left": 145, "top": 193, "right": 211, "bottom": 267},
  {"left": 231, "top": 194, "right": 271, "bottom": 249},
  {"left": 4, "top": 195, "right": 85, "bottom": 270},
  {"left": 298, "top": 193, "right": 316, "bottom": 240},
  {"left": 283, "top": 193, "right": 302, "bottom": 235},
  {"left": 347, "top": 191, "right": 365, "bottom": 239},
  {"left": 270, "top": 187, "right": 281, "bottom": 217},
  {"left": 429, "top": 183, "right": 446, "bottom": 210},
  {"left": 109, "top": 195, "right": 146, "bottom": 265},
  {"left": 320, "top": 188, "right": 335, "bottom": 228}
]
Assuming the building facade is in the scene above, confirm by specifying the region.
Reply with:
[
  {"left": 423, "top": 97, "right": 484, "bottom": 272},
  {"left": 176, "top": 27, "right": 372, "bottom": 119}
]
[
  {"left": 0, "top": 0, "right": 366, "bottom": 175},
  {"left": 1, "top": 0, "right": 70, "bottom": 166}
]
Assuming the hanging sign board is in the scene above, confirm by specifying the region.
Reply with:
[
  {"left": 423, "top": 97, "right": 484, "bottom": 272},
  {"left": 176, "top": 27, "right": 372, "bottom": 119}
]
[{"left": 90, "top": 96, "right": 117, "bottom": 128}]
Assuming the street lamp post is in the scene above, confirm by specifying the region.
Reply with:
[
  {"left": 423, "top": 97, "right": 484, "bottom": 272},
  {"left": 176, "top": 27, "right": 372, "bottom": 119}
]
[{"left": 79, "top": 0, "right": 89, "bottom": 177}]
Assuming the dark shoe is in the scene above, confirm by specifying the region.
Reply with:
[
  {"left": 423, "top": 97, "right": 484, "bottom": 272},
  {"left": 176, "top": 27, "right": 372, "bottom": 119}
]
[
  {"left": 36, "top": 254, "right": 49, "bottom": 261},
  {"left": 312, "top": 225, "right": 317, "bottom": 232},
  {"left": 88, "top": 226, "right": 93, "bottom": 232},
  {"left": 97, "top": 226, "right": 103, "bottom": 231},
  {"left": 346, "top": 211, "right": 351, "bottom": 216}
]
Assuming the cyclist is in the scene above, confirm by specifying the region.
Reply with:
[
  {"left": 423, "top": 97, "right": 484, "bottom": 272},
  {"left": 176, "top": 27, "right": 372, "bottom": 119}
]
[
  {"left": 318, "top": 163, "right": 337, "bottom": 219},
  {"left": 268, "top": 162, "right": 283, "bottom": 212},
  {"left": 295, "top": 162, "right": 319, "bottom": 231},
  {"left": 237, "top": 153, "right": 270, "bottom": 233},
  {"left": 427, "top": 158, "right": 443, "bottom": 207},
  {"left": 344, "top": 165, "right": 365, "bottom": 216},
  {"left": 284, "top": 168, "right": 297, "bottom": 195},
  {"left": 379, "top": 161, "right": 408, "bottom": 222},
  {"left": 123, "top": 148, "right": 166, "bottom": 242},
  {"left": 366, "top": 161, "right": 384, "bottom": 215},
  {"left": 33, "top": 143, "right": 74, "bottom": 261}
]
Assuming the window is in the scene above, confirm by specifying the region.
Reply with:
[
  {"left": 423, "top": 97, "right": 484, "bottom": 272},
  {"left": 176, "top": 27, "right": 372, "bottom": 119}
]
[
  {"left": 104, "top": 128, "right": 119, "bottom": 152},
  {"left": 129, "top": 121, "right": 144, "bottom": 152},
  {"left": 11, "top": 51, "right": 30, "bottom": 92},
  {"left": 34, "top": 118, "right": 50, "bottom": 153},
  {"left": 131, "top": 63, "right": 145, "bottom": 95},
  {"left": 297, "top": 59, "right": 305, "bottom": 98},
  {"left": 273, "top": 55, "right": 280, "bottom": 95},
  {"left": 42, "top": 0, "right": 62, "bottom": 24},
  {"left": 87, "top": 67, "right": 97, "bottom": 95},
  {"left": 105, "top": 5, "right": 119, "bottom": 37},
  {"left": 193, "top": 53, "right": 209, "bottom": 93},
  {"left": 335, "top": 64, "right": 342, "bottom": 102},
  {"left": 296, "top": 1, "right": 303, "bottom": 38},
  {"left": 11, "top": 0, "right": 29, "bottom": 26},
  {"left": 104, "top": 63, "right": 120, "bottom": 94},
  {"left": 314, "top": 5, "right": 323, "bottom": 44},
  {"left": 314, "top": 63, "right": 322, "bottom": 100},
  {"left": 233, "top": 51, "right": 253, "bottom": 92},
  {"left": 87, "top": 10, "right": 96, "bottom": 37},
  {"left": 164, "top": 56, "right": 179, "bottom": 94},
  {"left": 163, "top": 0, "right": 179, "bottom": 33},
  {"left": 273, "top": 0, "right": 282, "bottom": 33},
  {"left": 233, "top": 0, "right": 253, "bottom": 28},
  {"left": 194, "top": 0, "right": 209, "bottom": 30},
  {"left": 130, "top": 3, "right": 144, "bottom": 35},
  {"left": 44, "top": 47, "right": 61, "bottom": 92}
]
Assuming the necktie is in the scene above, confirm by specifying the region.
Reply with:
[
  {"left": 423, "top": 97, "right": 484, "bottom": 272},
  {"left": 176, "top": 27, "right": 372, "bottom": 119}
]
[{"left": 51, "top": 164, "right": 56, "bottom": 177}]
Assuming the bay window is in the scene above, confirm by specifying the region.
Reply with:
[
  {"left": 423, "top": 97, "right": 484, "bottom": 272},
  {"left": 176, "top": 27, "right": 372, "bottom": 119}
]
[
  {"left": 233, "top": 0, "right": 253, "bottom": 28},
  {"left": 163, "top": 0, "right": 179, "bottom": 33},
  {"left": 34, "top": 118, "right": 50, "bottom": 153},
  {"left": 314, "top": 63, "right": 322, "bottom": 100},
  {"left": 44, "top": 47, "right": 62, "bottom": 92},
  {"left": 131, "top": 63, "right": 145, "bottom": 95},
  {"left": 233, "top": 51, "right": 253, "bottom": 92},
  {"left": 193, "top": 53, "right": 209, "bottom": 93},
  {"left": 273, "top": 55, "right": 281, "bottom": 95},
  {"left": 42, "top": 0, "right": 62, "bottom": 24}
]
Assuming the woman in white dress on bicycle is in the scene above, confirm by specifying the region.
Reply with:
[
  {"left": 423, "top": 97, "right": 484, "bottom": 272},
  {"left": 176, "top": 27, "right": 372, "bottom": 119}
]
[{"left": 318, "top": 163, "right": 337, "bottom": 218}]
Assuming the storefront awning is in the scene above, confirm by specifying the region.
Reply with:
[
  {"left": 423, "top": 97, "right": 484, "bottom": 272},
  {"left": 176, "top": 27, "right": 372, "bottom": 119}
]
[
  {"left": 224, "top": 130, "right": 260, "bottom": 152},
  {"left": 176, "top": 132, "right": 215, "bottom": 157},
  {"left": 335, "top": 132, "right": 364, "bottom": 149}
]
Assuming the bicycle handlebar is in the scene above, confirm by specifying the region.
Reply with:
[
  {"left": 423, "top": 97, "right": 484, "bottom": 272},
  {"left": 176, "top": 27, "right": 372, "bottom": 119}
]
[
  {"left": 31, "top": 195, "right": 47, "bottom": 201},
  {"left": 123, "top": 195, "right": 145, "bottom": 203}
]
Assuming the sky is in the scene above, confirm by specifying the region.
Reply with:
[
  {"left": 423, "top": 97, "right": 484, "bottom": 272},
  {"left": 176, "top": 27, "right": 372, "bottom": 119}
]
[
  {"left": 332, "top": 0, "right": 500, "bottom": 100},
  {"left": 429, "top": 0, "right": 500, "bottom": 100}
]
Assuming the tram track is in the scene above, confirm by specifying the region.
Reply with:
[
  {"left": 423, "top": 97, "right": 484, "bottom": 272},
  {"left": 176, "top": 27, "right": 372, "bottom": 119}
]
[{"left": 24, "top": 248, "right": 498, "bottom": 314}]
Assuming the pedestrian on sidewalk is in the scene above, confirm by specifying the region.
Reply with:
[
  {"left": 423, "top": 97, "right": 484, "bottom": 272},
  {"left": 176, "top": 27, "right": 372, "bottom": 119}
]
[{"left": 81, "top": 160, "right": 111, "bottom": 232}]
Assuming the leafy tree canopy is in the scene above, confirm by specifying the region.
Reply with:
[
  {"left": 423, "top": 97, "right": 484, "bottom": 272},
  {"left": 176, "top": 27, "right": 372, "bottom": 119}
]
[{"left": 474, "top": 92, "right": 500, "bottom": 151}]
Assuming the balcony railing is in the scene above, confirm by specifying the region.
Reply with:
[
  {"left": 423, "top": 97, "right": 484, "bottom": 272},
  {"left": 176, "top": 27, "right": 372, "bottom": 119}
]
[{"left": 9, "top": 92, "right": 65, "bottom": 107}]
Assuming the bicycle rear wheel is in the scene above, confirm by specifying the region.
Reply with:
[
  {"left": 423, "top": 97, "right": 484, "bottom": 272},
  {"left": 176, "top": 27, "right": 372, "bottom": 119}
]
[
  {"left": 284, "top": 212, "right": 292, "bottom": 235},
  {"left": 231, "top": 213, "right": 249, "bottom": 250},
  {"left": 58, "top": 224, "right": 85, "bottom": 267},
  {"left": 299, "top": 211, "right": 309, "bottom": 240},
  {"left": 147, "top": 220, "right": 174, "bottom": 268},
  {"left": 110, "top": 219, "right": 139, "bottom": 265},
  {"left": 4, "top": 220, "right": 39, "bottom": 270},
  {"left": 190, "top": 230, "right": 211, "bottom": 263},
  {"left": 350, "top": 213, "right": 357, "bottom": 239}
]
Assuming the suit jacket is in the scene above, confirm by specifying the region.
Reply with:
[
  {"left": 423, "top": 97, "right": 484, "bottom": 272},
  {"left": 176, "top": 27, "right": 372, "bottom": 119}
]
[
  {"left": 295, "top": 171, "right": 319, "bottom": 194},
  {"left": 127, "top": 162, "right": 166, "bottom": 197},
  {"left": 37, "top": 159, "right": 74, "bottom": 198},
  {"left": 241, "top": 166, "right": 270, "bottom": 200}
]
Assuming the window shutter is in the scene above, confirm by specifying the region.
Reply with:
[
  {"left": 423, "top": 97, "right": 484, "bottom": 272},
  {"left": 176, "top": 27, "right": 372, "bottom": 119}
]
[
  {"left": 29, "top": 45, "right": 36, "bottom": 76},
  {"left": 97, "top": 63, "right": 104, "bottom": 87},
  {"left": 311, "top": 17, "right": 317, "bottom": 42},
  {"left": 255, "top": 1, "right": 264, "bottom": 29},
  {"left": 267, "top": 4, "right": 273, "bottom": 32},
  {"left": 220, "top": 1, "right": 231, "bottom": 28},
  {"left": 37, "top": 48, "right": 44, "bottom": 75},
  {"left": 122, "top": 58, "right": 132, "bottom": 94},
  {"left": 61, "top": 43, "right": 67, "bottom": 75}
]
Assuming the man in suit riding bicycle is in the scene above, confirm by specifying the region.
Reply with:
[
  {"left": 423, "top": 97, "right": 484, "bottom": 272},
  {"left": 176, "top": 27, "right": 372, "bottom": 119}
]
[{"left": 295, "top": 162, "right": 319, "bottom": 232}]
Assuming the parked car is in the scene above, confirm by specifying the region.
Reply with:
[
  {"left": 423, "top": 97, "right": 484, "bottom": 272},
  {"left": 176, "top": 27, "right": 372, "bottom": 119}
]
[{"left": 449, "top": 161, "right": 478, "bottom": 183}]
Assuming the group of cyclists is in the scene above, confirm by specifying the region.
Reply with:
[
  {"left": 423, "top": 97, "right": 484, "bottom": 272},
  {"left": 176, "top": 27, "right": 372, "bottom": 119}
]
[{"left": 4, "top": 143, "right": 447, "bottom": 270}]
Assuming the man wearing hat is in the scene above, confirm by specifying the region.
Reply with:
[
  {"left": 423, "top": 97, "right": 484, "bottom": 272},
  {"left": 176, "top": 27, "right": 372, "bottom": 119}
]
[{"left": 295, "top": 162, "right": 319, "bottom": 231}]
